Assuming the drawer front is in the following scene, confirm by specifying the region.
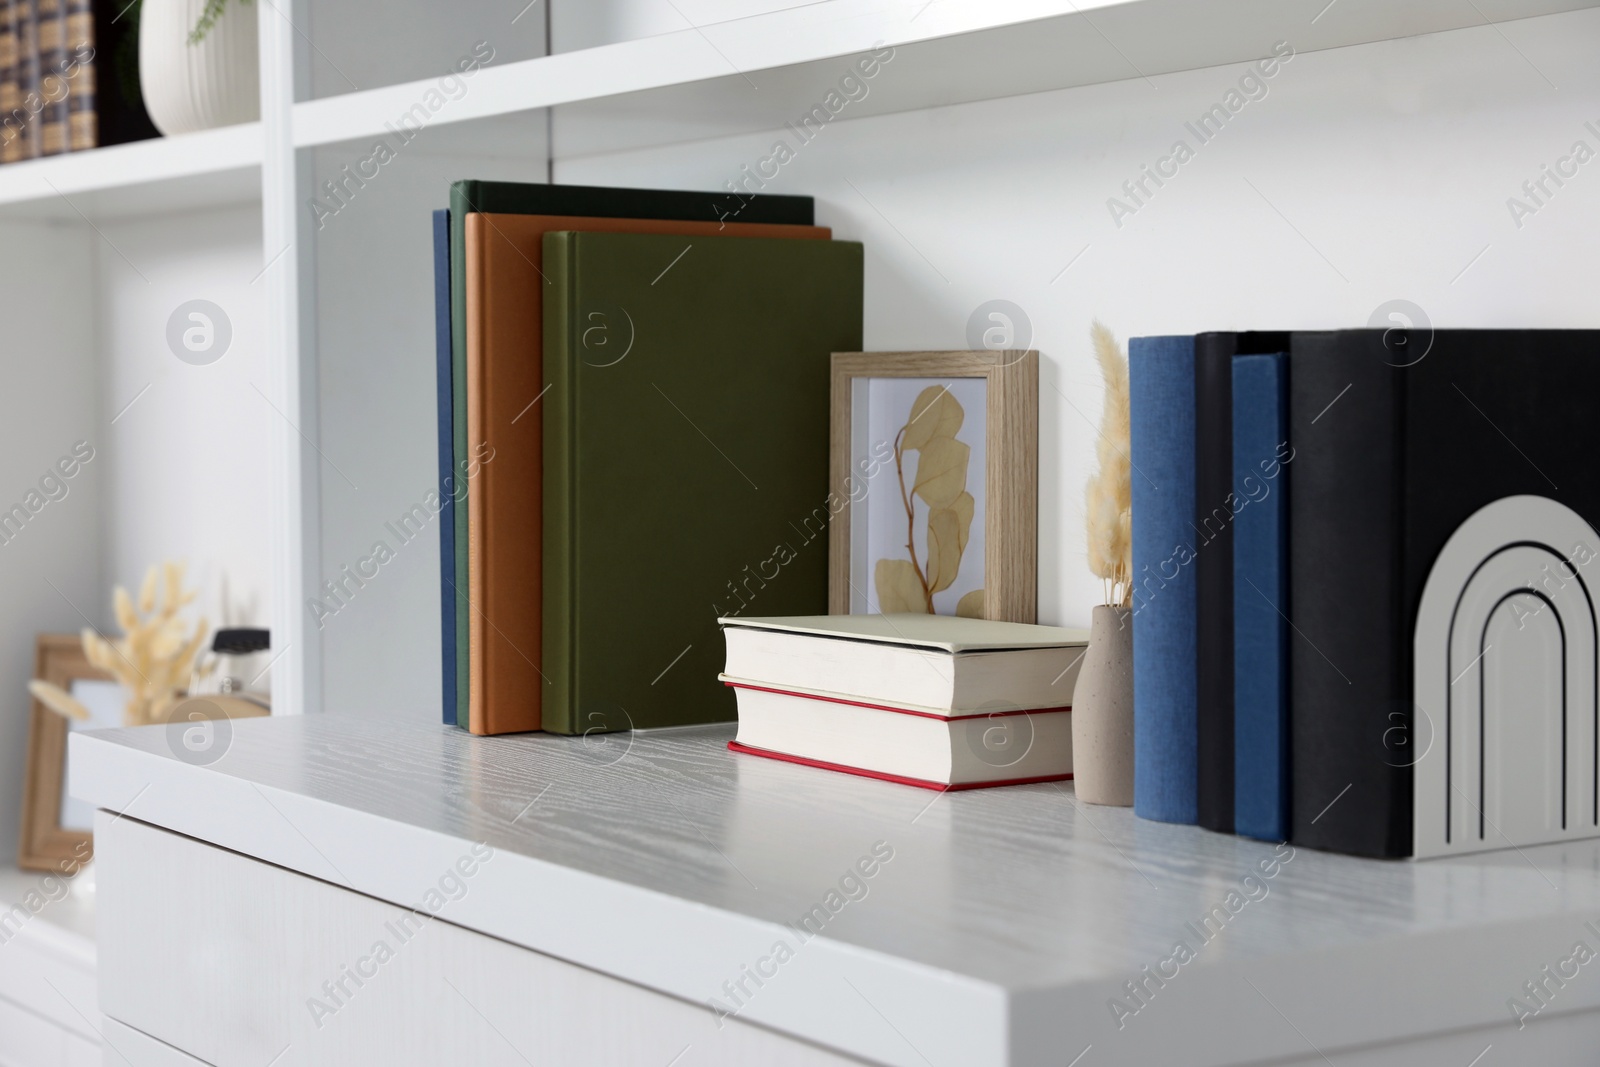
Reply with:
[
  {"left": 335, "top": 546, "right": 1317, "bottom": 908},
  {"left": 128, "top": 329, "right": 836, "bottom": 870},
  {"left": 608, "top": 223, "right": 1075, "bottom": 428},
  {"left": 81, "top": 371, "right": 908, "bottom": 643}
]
[{"left": 97, "top": 814, "right": 860, "bottom": 1066}]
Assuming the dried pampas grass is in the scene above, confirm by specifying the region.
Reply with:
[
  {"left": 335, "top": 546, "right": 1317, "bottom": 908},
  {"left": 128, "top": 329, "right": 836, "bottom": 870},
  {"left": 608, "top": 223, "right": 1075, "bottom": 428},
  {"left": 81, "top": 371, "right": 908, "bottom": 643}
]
[
  {"left": 1085, "top": 322, "right": 1133, "bottom": 607},
  {"left": 30, "top": 562, "right": 212, "bottom": 728},
  {"left": 28, "top": 679, "right": 89, "bottom": 721},
  {"left": 86, "top": 561, "right": 212, "bottom": 726}
]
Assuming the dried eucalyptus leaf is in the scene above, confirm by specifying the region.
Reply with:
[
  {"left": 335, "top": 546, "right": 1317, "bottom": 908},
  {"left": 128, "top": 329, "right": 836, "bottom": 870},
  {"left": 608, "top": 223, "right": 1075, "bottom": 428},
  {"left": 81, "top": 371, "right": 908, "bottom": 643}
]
[
  {"left": 926, "top": 507, "right": 963, "bottom": 594},
  {"left": 901, "top": 386, "right": 964, "bottom": 451},
  {"left": 874, "top": 558, "right": 928, "bottom": 614},
  {"left": 912, "top": 437, "right": 970, "bottom": 509}
]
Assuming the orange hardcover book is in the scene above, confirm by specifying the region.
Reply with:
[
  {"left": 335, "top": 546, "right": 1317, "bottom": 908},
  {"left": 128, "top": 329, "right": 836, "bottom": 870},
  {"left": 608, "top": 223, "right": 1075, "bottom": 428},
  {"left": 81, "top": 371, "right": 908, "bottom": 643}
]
[{"left": 463, "top": 214, "right": 831, "bottom": 735}]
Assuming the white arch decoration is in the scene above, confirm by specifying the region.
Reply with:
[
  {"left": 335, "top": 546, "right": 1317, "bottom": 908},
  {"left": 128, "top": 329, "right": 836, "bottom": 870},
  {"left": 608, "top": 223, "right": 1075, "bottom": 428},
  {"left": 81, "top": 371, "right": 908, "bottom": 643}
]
[{"left": 1413, "top": 496, "right": 1599, "bottom": 858}]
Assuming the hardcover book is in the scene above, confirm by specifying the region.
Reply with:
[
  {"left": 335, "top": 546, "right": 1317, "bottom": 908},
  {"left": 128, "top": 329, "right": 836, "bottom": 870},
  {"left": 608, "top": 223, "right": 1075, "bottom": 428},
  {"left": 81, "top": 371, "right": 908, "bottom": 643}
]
[
  {"left": 1130, "top": 335, "right": 1199, "bottom": 825},
  {"left": 1231, "top": 352, "right": 1290, "bottom": 842},
  {"left": 35, "top": 0, "right": 61, "bottom": 154},
  {"left": 89, "top": 0, "right": 158, "bottom": 146},
  {"left": 1195, "top": 331, "right": 1289, "bottom": 834},
  {"left": 541, "top": 231, "right": 860, "bottom": 734},
  {"left": 432, "top": 209, "right": 457, "bottom": 725},
  {"left": 725, "top": 681, "right": 1074, "bottom": 791},
  {"left": 1194, "top": 333, "right": 1236, "bottom": 833},
  {"left": 63, "top": 0, "right": 89, "bottom": 150},
  {"left": 1288, "top": 329, "right": 1600, "bottom": 858},
  {"left": 0, "top": 0, "right": 15, "bottom": 164},
  {"left": 14, "top": 0, "right": 38, "bottom": 159},
  {"left": 444, "top": 181, "right": 814, "bottom": 728},
  {"left": 462, "top": 213, "right": 829, "bottom": 735},
  {"left": 720, "top": 613, "right": 1088, "bottom": 711}
]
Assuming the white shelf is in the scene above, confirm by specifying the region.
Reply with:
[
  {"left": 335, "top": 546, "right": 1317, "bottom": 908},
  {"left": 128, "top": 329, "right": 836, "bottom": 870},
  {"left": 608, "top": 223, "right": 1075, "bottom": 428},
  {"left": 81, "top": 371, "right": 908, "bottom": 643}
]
[
  {"left": 292, "top": 0, "right": 1600, "bottom": 157},
  {"left": 0, "top": 863, "right": 97, "bottom": 1055},
  {"left": 0, "top": 864, "right": 94, "bottom": 947},
  {"left": 70, "top": 715, "right": 1600, "bottom": 1067},
  {"left": 0, "top": 122, "right": 260, "bottom": 222}
]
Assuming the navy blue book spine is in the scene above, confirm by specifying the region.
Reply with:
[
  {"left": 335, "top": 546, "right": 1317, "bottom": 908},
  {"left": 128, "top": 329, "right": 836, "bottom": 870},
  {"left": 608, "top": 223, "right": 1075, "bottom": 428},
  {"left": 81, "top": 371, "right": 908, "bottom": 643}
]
[
  {"left": 1194, "top": 334, "right": 1239, "bottom": 833},
  {"left": 1232, "top": 353, "right": 1290, "bottom": 841},
  {"left": 1130, "top": 334, "right": 1199, "bottom": 824},
  {"left": 433, "top": 208, "right": 457, "bottom": 726}
]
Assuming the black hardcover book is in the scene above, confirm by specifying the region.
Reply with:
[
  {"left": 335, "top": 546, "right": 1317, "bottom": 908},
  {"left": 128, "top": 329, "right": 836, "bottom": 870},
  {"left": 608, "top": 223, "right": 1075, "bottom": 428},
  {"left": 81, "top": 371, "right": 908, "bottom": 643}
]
[
  {"left": 1194, "top": 331, "right": 1287, "bottom": 834},
  {"left": 90, "top": 0, "right": 158, "bottom": 146},
  {"left": 1288, "top": 329, "right": 1600, "bottom": 858}
]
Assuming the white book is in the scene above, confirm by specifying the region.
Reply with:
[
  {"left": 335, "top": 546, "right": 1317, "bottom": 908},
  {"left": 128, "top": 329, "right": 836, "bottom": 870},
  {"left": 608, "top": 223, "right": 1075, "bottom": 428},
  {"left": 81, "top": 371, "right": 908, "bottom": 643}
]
[
  {"left": 718, "top": 614, "right": 1088, "bottom": 712},
  {"left": 726, "top": 681, "right": 1073, "bottom": 789}
]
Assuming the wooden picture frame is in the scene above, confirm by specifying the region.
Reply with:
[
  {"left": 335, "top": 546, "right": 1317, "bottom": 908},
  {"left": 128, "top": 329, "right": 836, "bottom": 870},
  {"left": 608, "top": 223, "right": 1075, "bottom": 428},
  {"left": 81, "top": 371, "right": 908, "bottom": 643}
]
[
  {"left": 18, "top": 634, "right": 110, "bottom": 871},
  {"left": 829, "top": 350, "right": 1038, "bottom": 622}
]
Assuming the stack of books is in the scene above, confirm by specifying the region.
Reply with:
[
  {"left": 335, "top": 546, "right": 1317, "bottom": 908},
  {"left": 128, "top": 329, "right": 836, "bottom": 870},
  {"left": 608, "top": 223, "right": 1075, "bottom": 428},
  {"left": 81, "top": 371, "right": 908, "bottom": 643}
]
[
  {"left": 1129, "top": 328, "right": 1600, "bottom": 859},
  {"left": 432, "top": 181, "right": 864, "bottom": 737},
  {"left": 719, "top": 614, "right": 1088, "bottom": 790}
]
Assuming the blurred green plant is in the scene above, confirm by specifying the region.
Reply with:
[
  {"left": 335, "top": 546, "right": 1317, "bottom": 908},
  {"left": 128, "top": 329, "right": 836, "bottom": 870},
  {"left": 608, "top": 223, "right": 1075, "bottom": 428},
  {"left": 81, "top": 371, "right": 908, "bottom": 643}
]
[{"left": 187, "top": 0, "right": 254, "bottom": 45}]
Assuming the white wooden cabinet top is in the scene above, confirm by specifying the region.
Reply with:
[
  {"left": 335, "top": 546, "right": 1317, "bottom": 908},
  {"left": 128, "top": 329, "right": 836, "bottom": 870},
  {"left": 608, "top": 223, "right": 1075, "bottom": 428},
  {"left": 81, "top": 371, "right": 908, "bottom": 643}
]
[{"left": 71, "top": 716, "right": 1600, "bottom": 1066}]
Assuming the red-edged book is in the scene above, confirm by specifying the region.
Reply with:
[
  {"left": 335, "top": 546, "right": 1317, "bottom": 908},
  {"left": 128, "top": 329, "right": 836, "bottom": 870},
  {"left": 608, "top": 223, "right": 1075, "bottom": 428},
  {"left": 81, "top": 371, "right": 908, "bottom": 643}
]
[{"left": 719, "top": 614, "right": 1089, "bottom": 791}]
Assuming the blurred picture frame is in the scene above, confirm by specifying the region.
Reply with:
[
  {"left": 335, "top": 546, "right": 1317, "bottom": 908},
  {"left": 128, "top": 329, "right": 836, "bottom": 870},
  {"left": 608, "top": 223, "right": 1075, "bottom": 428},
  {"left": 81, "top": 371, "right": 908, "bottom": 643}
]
[
  {"left": 829, "top": 350, "right": 1038, "bottom": 623},
  {"left": 19, "top": 634, "right": 119, "bottom": 871}
]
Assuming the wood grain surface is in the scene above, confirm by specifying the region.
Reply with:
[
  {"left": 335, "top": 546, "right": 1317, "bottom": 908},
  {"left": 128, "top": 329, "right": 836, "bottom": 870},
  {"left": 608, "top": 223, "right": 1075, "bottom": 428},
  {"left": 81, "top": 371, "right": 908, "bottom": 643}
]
[{"left": 71, "top": 715, "right": 1600, "bottom": 1066}]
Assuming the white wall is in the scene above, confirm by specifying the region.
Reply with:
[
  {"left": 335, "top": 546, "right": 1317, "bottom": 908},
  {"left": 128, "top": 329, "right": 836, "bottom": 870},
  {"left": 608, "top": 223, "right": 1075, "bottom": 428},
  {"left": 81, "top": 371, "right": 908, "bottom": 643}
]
[
  {"left": 554, "top": 7, "right": 1600, "bottom": 632},
  {"left": 96, "top": 205, "right": 271, "bottom": 661},
  {"left": 312, "top": 139, "right": 546, "bottom": 722},
  {"left": 0, "top": 221, "right": 99, "bottom": 859},
  {"left": 305, "top": 0, "right": 546, "bottom": 101}
]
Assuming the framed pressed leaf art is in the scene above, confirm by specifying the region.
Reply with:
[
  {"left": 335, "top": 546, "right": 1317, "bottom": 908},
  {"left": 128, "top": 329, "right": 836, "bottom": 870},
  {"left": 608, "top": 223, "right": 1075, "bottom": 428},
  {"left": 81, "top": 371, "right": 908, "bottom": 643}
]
[{"left": 829, "top": 351, "right": 1038, "bottom": 623}]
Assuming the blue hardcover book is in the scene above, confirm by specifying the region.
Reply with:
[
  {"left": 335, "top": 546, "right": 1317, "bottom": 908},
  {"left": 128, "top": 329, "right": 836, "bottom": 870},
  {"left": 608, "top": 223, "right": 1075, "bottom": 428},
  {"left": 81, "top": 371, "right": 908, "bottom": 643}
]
[
  {"left": 433, "top": 209, "right": 457, "bottom": 726},
  {"left": 1130, "top": 335, "right": 1199, "bottom": 824},
  {"left": 1232, "top": 354, "right": 1290, "bottom": 841}
]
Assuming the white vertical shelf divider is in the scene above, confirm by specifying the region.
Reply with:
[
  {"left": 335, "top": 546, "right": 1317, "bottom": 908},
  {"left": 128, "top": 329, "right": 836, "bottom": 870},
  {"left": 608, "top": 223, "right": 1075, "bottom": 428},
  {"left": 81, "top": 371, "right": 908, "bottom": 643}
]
[{"left": 259, "top": 0, "right": 319, "bottom": 716}]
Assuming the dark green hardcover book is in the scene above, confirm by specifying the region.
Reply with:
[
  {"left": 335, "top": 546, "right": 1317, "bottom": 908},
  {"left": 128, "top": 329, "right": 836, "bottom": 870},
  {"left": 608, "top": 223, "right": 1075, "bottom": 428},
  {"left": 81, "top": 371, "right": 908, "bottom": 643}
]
[
  {"left": 542, "top": 230, "right": 862, "bottom": 734},
  {"left": 444, "top": 180, "right": 813, "bottom": 728}
]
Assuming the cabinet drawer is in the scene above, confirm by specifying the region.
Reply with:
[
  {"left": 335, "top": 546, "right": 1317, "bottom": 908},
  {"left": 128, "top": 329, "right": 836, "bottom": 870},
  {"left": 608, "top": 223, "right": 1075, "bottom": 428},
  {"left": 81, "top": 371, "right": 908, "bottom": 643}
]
[{"left": 96, "top": 814, "right": 858, "bottom": 1066}]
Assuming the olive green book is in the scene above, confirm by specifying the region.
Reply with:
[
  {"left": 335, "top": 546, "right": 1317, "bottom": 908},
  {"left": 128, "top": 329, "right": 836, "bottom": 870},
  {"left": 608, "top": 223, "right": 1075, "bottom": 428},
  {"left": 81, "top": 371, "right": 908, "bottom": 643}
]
[{"left": 542, "top": 230, "right": 863, "bottom": 734}]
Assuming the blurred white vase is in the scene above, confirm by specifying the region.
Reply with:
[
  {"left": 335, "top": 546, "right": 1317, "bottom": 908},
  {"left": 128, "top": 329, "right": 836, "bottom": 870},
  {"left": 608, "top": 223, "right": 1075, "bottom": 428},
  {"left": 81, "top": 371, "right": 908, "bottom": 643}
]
[{"left": 139, "top": 0, "right": 259, "bottom": 136}]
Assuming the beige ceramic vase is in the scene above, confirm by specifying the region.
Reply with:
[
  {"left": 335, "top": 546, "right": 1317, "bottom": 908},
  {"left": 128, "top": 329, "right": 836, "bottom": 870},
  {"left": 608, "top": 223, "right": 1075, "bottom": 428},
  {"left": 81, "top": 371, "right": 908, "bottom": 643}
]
[{"left": 1071, "top": 604, "right": 1134, "bottom": 805}]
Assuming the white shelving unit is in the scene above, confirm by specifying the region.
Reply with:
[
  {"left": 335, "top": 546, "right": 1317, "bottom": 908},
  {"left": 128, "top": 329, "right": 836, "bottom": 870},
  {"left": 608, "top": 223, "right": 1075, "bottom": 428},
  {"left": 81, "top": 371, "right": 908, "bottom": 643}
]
[
  {"left": 0, "top": 123, "right": 260, "bottom": 220},
  {"left": 5, "top": 0, "right": 1600, "bottom": 734}
]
